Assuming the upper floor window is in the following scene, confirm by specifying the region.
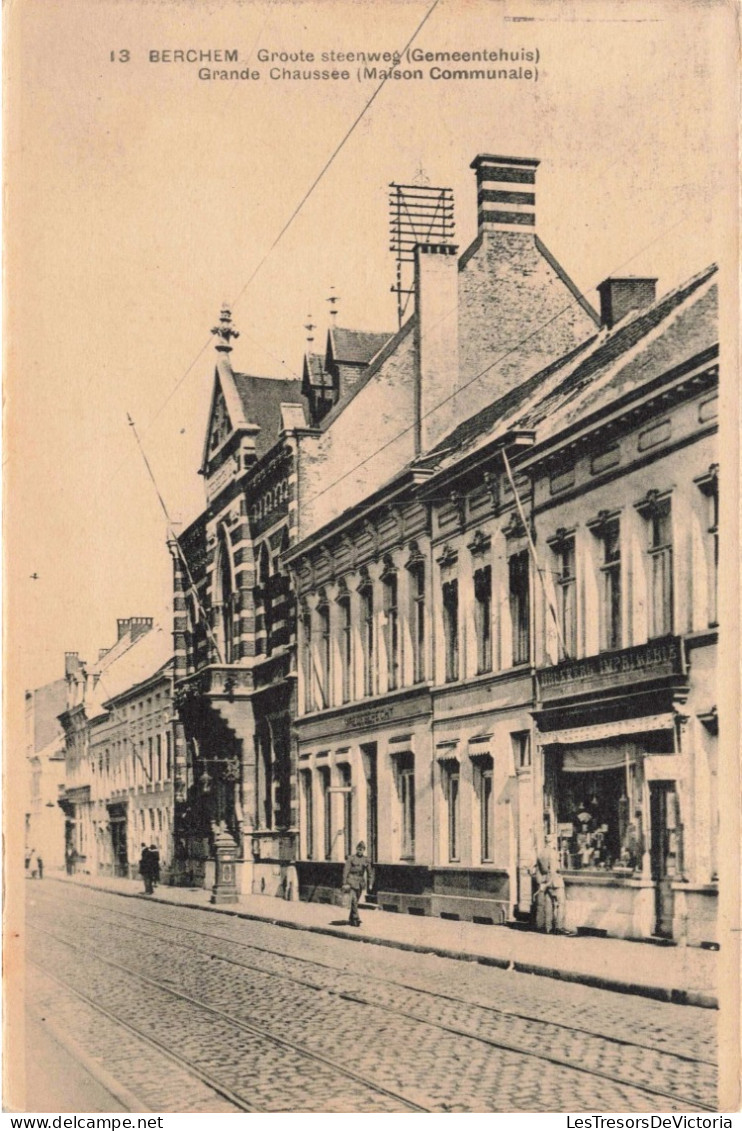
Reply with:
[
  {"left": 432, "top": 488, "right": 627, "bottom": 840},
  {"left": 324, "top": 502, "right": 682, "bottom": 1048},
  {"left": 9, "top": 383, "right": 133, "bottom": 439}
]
[
  {"left": 696, "top": 466, "right": 718, "bottom": 628},
  {"left": 337, "top": 587, "right": 352, "bottom": 703},
  {"left": 301, "top": 606, "right": 314, "bottom": 712},
  {"left": 637, "top": 493, "right": 673, "bottom": 639},
  {"left": 382, "top": 565, "right": 399, "bottom": 691},
  {"left": 554, "top": 535, "right": 577, "bottom": 660},
  {"left": 408, "top": 559, "right": 426, "bottom": 684},
  {"left": 442, "top": 578, "right": 459, "bottom": 682},
  {"left": 596, "top": 518, "right": 622, "bottom": 652},
  {"left": 508, "top": 549, "right": 530, "bottom": 665},
  {"left": 360, "top": 576, "right": 374, "bottom": 698},
  {"left": 512, "top": 730, "right": 531, "bottom": 771},
  {"left": 474, "top": 564, "right": 493, "bottom": 674},
  {"left": 317, "top": 597, "right": 331, "bottom": 709}
]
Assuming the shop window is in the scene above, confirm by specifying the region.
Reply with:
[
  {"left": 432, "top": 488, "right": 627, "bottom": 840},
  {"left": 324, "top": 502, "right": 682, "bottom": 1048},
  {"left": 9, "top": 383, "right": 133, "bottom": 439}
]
[
  {"left": 395, "top": 752, "right": 415, "bottom": 860},
  {"left": 508, "top": 550, "right": 530, "bottom": 665},
  {"left": 382, "top": 565, "right": 399, "bottom": 691},
  {"left": 474, "top": 564, "right": 493, "bottom": 674},
  {"left": 598, "top": 520, "right": 622, "bottom": 651},
  {"left": 442, "top": 578, "right": 459, "bottom": 682},
  {"left": 549, "top": 741, "right": 661, "bottom": 872},
  {"left": 301, "top": 770, "right": 314, "bottom": 859},
  {"left": 409, "top": 560, "right": 426, "bottom": 684},
  {"left": 444, "top": 761, "right": 461, "bottom": 862},
  {"left": 477, "top": 755, "right": 494, "bottom": 863},
  {"left": 360, "top": 577, "right": 374, "bottom": 698}
]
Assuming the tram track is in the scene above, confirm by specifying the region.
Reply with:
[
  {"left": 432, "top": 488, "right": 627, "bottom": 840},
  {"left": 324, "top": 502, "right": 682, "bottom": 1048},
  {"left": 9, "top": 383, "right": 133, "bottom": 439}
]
[
  {"left": 28, "top": 920, "right": 432, "bottom": 1113},
  {"left": 28, "top": 888, "right": 717, "bottom": 1112}
]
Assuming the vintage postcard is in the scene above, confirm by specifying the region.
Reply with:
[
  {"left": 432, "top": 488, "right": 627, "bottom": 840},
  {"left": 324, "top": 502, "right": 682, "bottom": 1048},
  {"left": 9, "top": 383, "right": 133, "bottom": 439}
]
[{"left": 4, "top": 0, "right": 739, "bottom": 1119}]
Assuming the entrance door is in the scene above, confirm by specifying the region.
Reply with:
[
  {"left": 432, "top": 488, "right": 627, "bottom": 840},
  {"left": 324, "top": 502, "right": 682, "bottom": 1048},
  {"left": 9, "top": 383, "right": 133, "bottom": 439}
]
[
  {"left": 361, "top": 744, "right": 378, "bottom": 895},
  {"left": 110, "top": 817, "right": 128, "bottom": 878},
  {"left": 650, "top": 781, "right": 679, "bottom": 938}
]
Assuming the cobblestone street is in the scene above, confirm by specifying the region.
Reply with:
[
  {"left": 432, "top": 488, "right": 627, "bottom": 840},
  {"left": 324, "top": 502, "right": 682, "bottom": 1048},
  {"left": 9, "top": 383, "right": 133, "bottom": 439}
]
[{"left": 24, "top": 883, "right": 718, "bottom": 1113}]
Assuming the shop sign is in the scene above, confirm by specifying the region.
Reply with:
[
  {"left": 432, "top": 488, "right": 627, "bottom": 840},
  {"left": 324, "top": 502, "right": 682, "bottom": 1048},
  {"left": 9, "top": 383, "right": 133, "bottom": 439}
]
[{"left": 539, "top": 638, "right": 683, "bottom": 700}]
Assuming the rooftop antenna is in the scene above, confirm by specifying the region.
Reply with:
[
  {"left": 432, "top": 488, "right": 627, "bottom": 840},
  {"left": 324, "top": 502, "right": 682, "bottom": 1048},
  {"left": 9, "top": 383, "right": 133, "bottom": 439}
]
[{"left": 389, "top": 181, "right": 454, "bottom": 329}]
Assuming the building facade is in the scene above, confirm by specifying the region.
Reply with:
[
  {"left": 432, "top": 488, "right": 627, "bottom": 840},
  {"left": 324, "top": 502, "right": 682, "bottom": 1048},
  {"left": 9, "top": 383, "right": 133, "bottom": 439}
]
[
  {"left": 172, "top": 309, "right": 393, "bottom": 895},
  {"left": 25, "top": 676, "right": 68, "bottom": 872},
  {"left": 283, "top": 155, "right": 719, "bottom": 943},
  {"left": 59, "top": 619, "right": 176, "bottom": 879}
]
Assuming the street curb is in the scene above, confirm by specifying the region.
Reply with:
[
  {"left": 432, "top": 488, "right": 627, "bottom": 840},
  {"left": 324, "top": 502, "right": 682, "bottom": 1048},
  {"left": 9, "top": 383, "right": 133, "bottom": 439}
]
[{"left": 52, "top": 878, "right": 718, "bottom": 1009}]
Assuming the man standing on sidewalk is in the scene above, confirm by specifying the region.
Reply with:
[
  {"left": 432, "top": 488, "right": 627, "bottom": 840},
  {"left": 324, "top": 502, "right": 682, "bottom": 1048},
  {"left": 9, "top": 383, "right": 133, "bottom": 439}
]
[
  {"left": 139, "top": 843, "right": 154, "bottom": 894},
  {"left": 342, "top": 841, "right": 371, "bottom": 927}
]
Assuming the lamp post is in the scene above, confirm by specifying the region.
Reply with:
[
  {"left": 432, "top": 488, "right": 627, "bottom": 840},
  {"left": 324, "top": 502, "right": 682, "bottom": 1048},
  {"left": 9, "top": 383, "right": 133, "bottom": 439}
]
[{"left": 196, "top": 753, "right": 241, "bottom": 904}]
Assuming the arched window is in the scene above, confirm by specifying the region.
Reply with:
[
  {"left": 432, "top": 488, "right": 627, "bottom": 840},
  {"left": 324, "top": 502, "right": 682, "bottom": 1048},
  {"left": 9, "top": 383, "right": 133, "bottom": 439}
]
[{"left": 214, "top": 527, "right": 236, "bottom": 664}]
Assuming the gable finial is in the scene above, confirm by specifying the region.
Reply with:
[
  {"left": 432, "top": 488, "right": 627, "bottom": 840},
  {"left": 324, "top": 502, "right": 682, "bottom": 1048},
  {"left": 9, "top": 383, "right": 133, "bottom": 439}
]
[
  {"left": 326, "top": 286, "right": 340, "bottom": 320},
  {"left": 211, "top": 304, "right": 240, "bottom": 353}
]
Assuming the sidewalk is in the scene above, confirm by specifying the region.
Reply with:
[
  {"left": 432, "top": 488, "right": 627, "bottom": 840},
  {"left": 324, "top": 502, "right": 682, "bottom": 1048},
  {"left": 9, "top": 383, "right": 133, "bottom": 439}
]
[{"left": 45, "top": 872, "right": 718, "bottom": 1009}]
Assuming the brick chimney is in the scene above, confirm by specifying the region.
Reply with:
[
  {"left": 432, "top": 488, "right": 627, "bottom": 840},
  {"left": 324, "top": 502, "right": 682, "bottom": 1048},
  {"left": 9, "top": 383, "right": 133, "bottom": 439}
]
[
  {"left": 117, "top": 617, "right": 154, "bottom": 642},
  {"left": 414, "top": 242, "right": 460, "bottom": 453},
  {"left": 597, "top": 277, "right": 657, "bottom": 329},
  {"left": 470, "top": 154, "right": 538, "bottom": 235},
  {"left": 64, "top": 651, "right": 83, "bottom": 677}
]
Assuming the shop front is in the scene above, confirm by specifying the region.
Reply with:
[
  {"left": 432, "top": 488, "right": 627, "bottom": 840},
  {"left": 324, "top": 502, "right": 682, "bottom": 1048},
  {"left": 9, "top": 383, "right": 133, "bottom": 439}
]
[{"left": 535, "top": 637, "right": 710, "bottom": 942}]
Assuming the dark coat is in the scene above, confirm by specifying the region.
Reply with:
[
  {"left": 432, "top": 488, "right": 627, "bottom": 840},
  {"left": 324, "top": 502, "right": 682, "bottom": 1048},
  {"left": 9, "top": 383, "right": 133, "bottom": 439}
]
[{"left": 343, "top": 852, "right": 370, "bottom": 892}]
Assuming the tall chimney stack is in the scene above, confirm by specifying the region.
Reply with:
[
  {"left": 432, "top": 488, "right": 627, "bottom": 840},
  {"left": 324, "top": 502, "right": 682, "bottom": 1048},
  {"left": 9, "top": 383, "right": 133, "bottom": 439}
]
[{"left": 470, "top": 154, "right": 539, "bottom": 236}]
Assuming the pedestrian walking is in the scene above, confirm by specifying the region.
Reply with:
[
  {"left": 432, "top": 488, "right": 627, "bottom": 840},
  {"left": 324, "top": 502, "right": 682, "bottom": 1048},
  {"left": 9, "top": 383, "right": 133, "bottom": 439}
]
[
  {"left": 148, "top": 843, "right": 161, "bottom": 889},
  {"left": 139, "top": 843, "right": 154, "bottom": 894},
  {"left": 28, "top": 849, "right": 39, "bottom": 880},
  {"left": 530, "top": 836, "right": 566, "bottom": 934},
  {"left": 36, "top": 854, "right": 44, "bottom": 881},
  {"left": 342, "top": 841, "right": 371, "bottom": 927}
]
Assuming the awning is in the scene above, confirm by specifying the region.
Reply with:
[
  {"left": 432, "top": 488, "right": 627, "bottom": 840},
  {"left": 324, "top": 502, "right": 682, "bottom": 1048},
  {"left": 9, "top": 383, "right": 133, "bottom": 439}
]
[
  {"left": 561, "top": 745, "right": 635, "bottom": 773},
  {"left": 539, "top": 713, "right": 674, "bottom": 746}
]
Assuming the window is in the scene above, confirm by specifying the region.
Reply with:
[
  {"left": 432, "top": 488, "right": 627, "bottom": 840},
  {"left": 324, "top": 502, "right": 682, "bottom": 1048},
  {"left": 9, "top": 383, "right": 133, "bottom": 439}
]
[
  {"left": 339, "top": 763, "right": 352, "bottom": 858},
  {"left": 301, "top": 770, "right": 314, "bottom": 859},
  {"left": 382, "top": 567, "right": 399, "bottom": 691},
  {"left": 148, "top": 737, "right": 154, "bottom": 782},
  {"left": 396, "top": 752, "right": 415, "bottom": 860},
  {"left": 319, "top": 766, "right": 332, "bottom": 860},
  {"left": 259, "top": 545, "right": 272, "bottom": 655},
  {"left": 338, "top": 590, "right": 352, "bottom": 703},
  {"left": 444, "top": 761, "right": 461, "bottom": 862},
  {"left": 317, "top": 598, "right": 331, "bottom": 709},
  {"left": 409, "top": 562, "right": 426, "bottom": 683},
  {"left": 696, "top": 472, "right": 719, "bottom": 627},
  {"left": 156, "top": 735, "right": 162, "bottom": 781},
  {"left": 360, "top": 579, "right": 374, "bottom": 697},
  {"left": 478, "top": 755, "right": 494, "bottom": 863},
  {"left": 217, "top": 532, "right": 236, "bottom": 664},
  {"left": 474, "top": 564, "right": 493, "bottom": 673},
  {"left": 509, "top": 550, "right": 530, "bottom": 665},
  {"left": 302, "top": 607, "right": 313, "bottom": 712},
  {"left": 647, "top": 502, "right": 673, "bottom": 638},
  {"left": 165, "top": 731, "right": 172, "bottom": 779},
  {"left": 442, "top": 579, "right": 459, "bottom": 682},
  {"left": 556, "top": 539, "right": 576, "bottom": 659},
  {"left": 512, "top": 731, "right": 531, "bottom": 770},
  {"left": 599, "top": 521, "right": 622, "bottom": 651}
]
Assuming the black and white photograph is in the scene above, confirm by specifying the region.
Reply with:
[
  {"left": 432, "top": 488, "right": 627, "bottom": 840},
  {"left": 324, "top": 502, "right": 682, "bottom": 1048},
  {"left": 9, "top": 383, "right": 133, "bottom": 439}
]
[{"left": 5, "top": 0, "right": 739, "bottom": 1119}]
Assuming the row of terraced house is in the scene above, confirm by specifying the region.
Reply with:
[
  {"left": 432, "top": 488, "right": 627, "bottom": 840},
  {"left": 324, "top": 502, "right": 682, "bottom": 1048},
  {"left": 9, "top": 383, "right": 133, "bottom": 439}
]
[{"left": 50, "top": 153, "right": 720, "bottom": 946}]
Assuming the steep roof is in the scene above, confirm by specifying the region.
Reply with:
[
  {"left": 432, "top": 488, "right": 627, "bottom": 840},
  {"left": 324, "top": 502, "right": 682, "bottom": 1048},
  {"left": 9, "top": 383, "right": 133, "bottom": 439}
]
[
  {"left": 302, "top": 352, "right": 327, "bottom": 390},
  {"left": 86, "top": 624, "right": 172, "bottom": 719},
  {"left": 328, "top": 327, "right": 392, "bottom": 367},
  {"left": 424, "top": 263, "right": 717, "bottom": 474},
  {"left": 231, "top": 372, "right": 304, "bottom": 459}
]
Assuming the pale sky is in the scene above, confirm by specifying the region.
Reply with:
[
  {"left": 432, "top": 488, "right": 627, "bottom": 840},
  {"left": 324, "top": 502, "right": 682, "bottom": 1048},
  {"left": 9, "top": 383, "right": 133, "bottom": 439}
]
[{"left": 5, "top": 0, "right": 734, "bottom": 703}]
